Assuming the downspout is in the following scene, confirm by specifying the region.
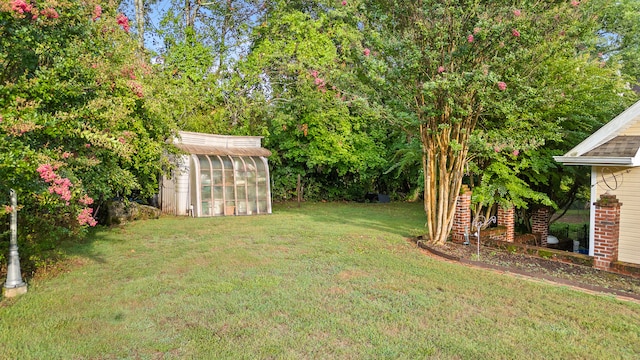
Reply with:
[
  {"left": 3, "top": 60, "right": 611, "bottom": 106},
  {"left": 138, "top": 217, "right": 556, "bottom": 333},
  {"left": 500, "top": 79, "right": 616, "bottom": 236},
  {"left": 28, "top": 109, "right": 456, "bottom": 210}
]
[{"left": 589, "top": 167, "right": 597, "bottom": 257}]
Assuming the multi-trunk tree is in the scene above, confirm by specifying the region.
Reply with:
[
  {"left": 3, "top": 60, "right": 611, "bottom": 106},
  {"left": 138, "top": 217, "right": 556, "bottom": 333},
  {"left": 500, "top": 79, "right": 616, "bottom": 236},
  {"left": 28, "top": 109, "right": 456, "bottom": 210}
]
[{"left": 358, "top": 0, "right": 636, "bottom": 244}]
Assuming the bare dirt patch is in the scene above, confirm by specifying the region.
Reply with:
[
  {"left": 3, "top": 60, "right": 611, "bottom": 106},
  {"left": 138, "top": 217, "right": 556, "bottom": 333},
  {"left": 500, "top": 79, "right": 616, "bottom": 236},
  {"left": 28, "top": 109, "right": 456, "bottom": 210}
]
[{"left": 418, "top": 240, "right": 640, "bottom": 300}]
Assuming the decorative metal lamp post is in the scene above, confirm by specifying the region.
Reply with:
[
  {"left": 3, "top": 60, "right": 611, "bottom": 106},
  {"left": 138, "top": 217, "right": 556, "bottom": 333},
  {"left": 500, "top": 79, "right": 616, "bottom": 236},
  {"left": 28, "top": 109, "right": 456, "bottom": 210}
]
[
  {"left": 4, "top": 189, "right": 27, "bottom": 298},
  {"left": 472, "top": 215, "right": 497, "bottom": 259}
]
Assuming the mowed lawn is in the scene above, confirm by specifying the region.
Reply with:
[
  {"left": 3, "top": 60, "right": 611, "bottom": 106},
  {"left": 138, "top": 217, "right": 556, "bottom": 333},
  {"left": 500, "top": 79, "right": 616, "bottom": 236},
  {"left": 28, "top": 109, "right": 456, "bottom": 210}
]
[{"left": 1, "top": 202, "right": 639, "bottom": 359}]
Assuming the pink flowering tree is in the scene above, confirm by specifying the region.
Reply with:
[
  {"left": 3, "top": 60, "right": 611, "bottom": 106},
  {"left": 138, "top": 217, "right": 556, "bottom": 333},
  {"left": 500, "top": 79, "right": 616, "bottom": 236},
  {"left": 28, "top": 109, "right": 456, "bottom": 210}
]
[
  {"left": 0, "top": 0, "right": 176, "bottom": 266},
  {"left": 358, "top": 0, "right": 635, "bottom": 244}
]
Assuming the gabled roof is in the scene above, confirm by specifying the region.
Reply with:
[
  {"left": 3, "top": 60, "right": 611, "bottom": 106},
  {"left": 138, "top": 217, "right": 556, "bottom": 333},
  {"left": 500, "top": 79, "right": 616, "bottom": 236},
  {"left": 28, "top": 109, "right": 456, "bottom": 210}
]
[
  {"left": 173, "top": 131, "right": 272, "bottom": 157},
  {"left": 554, "top": 100, "right": 640, "bottom": 166}
]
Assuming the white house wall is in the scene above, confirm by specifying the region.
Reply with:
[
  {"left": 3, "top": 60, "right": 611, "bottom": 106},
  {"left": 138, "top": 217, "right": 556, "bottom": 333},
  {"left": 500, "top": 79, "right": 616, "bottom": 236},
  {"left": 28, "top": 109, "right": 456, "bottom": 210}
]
[{"left": 593, "top": 166, "right": 640, "bottom": 265}]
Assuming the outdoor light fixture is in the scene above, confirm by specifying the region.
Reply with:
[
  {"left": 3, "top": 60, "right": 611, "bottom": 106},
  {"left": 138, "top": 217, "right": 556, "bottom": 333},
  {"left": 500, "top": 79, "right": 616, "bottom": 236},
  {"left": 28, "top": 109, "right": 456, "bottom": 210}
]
[{"left": 4, "top": 189, "right": 27, "bottom": 298}]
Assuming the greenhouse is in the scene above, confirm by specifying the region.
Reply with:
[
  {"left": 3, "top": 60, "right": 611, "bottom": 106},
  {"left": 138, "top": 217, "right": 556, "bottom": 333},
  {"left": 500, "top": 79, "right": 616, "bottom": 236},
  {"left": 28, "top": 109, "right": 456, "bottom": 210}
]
[{"left": 160, "top": 131, "right": 272, "bottom": 217}]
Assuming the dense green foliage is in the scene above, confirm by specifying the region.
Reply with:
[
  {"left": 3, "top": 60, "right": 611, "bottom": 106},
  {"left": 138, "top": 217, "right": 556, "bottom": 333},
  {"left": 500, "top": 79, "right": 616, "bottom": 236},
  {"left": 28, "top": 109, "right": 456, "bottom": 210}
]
[
  {"left": 143, "top": 0, "right": 639, "bottom": 212},
  {"left": 245, "top": 6, "right": 389, "bottom": 200},
  {"left": 0, "top": 0, "right": 176, "bottom": 270}
]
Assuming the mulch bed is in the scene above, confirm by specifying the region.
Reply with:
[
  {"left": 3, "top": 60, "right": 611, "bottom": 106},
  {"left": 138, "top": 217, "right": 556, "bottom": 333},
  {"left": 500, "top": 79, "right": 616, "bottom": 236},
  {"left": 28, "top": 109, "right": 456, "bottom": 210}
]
[{"left": 415, "top": 239, "right": 640, "bottom": 302}]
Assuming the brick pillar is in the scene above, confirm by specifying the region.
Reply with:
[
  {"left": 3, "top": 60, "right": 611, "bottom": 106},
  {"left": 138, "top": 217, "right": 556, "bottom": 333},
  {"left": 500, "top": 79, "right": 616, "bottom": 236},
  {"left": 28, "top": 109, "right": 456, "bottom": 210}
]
[
  {"left": 498, "top": 205, "right": 515, "bottom": 243},
  {"left": 531, "top": 207, "right": 549, "bottom": 246},
  {"left": 593, "top": 193, "right": 622, "bottom": 271},
  {"left": 451, "top": 185, "right": 472, "bottom": 242}
]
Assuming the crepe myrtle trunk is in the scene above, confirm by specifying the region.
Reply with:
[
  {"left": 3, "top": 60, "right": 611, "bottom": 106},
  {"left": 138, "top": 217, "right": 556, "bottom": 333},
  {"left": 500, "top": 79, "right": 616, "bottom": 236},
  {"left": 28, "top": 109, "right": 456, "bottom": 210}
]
[{"left": 420, "top": 112, "right": 476, "bottom": 245}]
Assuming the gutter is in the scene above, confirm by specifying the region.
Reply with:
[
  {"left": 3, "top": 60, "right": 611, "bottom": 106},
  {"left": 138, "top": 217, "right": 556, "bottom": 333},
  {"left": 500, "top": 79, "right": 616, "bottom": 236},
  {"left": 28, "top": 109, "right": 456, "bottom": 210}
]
[{"left": 553, "top": 156, "right": 635, "bottom": 166}]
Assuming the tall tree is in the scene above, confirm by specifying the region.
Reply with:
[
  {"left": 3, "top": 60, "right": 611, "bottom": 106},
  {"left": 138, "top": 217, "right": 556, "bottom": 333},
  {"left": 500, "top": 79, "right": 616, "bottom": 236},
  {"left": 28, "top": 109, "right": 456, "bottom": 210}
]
[
  {"left": 359, "top": 0, "right": 624, "bottom": 244},
  {"left": 134, "top": 0, "right": 146, "bottom": 49},
  {"left": 243, "top": 4, "right": 388, "bottom": 200}
]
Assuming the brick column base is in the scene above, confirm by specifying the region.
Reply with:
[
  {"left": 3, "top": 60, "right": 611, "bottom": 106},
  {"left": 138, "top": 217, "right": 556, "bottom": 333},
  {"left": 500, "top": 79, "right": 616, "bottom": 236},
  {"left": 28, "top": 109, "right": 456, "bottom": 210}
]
[
  {"left": 531, "top": 207, "right": 549, "bottom": 246},
  {"left": 451, "top": 185, "right": 472, "bottom": 242},
  {"left": 593, "top": 194, "right": 621, "bottom": 271},
  {"left": 498, "top": 205, "right": 515, "bottom": 243}
]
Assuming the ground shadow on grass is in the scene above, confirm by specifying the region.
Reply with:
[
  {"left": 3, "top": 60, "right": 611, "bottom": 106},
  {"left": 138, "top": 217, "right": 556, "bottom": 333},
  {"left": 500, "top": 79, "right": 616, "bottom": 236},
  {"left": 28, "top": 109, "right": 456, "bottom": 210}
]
[
  {"left": 6, "top": 202, "right": 423, "bottom": 283},
  {"left": 0, "top": 226, "right": 111, "bottom": 283},
  {"left": 274, "top": 201, "right": 426, "bottom": 239}
]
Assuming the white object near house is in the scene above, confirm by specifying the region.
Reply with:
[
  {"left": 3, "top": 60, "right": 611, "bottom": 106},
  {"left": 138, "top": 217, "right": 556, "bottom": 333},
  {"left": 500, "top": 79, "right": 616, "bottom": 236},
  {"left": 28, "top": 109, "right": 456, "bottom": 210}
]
[
  {"left": 160, "top": 131, "right": 272, "bottom": 217},
  {"left": 554, "top": 99, "right": 640, "bottom": 267}
]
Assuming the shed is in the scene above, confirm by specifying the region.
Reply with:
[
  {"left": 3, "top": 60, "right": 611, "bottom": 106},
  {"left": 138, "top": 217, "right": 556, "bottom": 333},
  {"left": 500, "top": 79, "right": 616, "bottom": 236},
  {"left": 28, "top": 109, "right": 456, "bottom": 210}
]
[
  {"left": 160, "top": 131, "right": 272, "bottom": 217},
  {"left": 554, "top": 100, "right": 640, "bottom": 268}
]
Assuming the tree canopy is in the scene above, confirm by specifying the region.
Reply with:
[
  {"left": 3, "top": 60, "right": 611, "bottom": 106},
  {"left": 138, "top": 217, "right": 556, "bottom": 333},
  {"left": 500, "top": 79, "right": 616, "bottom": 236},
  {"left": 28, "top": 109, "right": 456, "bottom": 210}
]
[{"left": 1, "top": 0, "right": 639, "bottom": 266}]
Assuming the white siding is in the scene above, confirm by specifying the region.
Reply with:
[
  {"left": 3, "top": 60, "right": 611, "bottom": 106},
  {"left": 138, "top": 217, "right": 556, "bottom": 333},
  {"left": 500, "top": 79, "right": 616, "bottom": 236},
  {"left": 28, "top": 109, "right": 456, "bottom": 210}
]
[
  {"left": 593, "top": 166, "right": 640, "bottom": 264},
  {"left": 174, "top": 155, "right": 191, "bottom": 216}
]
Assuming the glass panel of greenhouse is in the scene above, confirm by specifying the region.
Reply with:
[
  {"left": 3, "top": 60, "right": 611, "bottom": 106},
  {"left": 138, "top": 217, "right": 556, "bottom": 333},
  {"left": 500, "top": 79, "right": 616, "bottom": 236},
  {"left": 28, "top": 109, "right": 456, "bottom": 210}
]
[{"left": 191, "top": 154, "right": 271, "bottom": 217}]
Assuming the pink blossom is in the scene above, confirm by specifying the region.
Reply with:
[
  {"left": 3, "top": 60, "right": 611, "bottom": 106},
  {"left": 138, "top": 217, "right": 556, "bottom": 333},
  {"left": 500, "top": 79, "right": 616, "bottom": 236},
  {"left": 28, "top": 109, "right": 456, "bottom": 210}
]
[
  {"left": 62, "top": 152, "right": 72, "bottom": 159},
  {"left": 79, "top": 194, "right": 94, "bottom": 206},
  {"left": 494, "top": 147, "right": 501, "bottom": 153},
  {"left": 513, "top": 9, "right": 521, "bottom": 17},
  {"left": 497, "top": 81, "right": 507, "bottom": 91},
  {"left": 42, "top": 8, "right": 59, "bottom": 19},
  {"left": 85, "top": 143, "right": 91, "bottom": 148},
  {"left": 512, "top": 150, "right": 520, "bottom": 156},
  {"left": 467, "top": 34, "right": 474, "bottom": 43},
  {"left": 473, "top": 27, "right": 481, "bottom": 34},
  {"left": 314, "top": 77, "right": 324, "bottom": 86},
  {"left": 512, "top": 28, "right": 520, "bottom": 37},
  {"left": 363, "top": 48, "right": 371, "bottom": 56},
  {"left": 116, "top": 13, "right": 130, "bottom": 32},
  {"left": 77, "top": 208, "right": 97, "bottom": 227},
  {"left": 44, "top": 176, "right": 73, "bottom": 203},
  {"left": 37, "top": 164, "right": 58, "bottom": 183},
  {"left": 93, "top": 5, "right": 102, "bottom": 21},
  {"left": 11, "top": 0, "right": 32, "bottom": 14},
  {"left": 437, "top": 66, "right": 445, "bottom": 73},
  {"left": 118, "top": 137, "right": 126, "bottom": 144},
  {"left": 571, "top": 0, "right": 580, "bottom": 6},
  {"left": 310, "top": 70, "right": 319, "bottom": 78},
  {"left": 342, "top": 0, "right": 347, "bottom": 5},
  {"left": 5, "top": 205, "right": 13, "bottom": 213},
  {"left": 128, "top": 81, "right": 144, "bottom": 98}
]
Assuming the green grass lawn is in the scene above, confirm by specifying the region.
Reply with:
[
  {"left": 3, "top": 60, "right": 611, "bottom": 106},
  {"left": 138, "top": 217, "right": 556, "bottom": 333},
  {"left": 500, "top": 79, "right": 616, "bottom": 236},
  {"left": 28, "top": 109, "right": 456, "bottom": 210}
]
[{"left": 1, "top": 202, "right": 639, "bottom": 359}]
